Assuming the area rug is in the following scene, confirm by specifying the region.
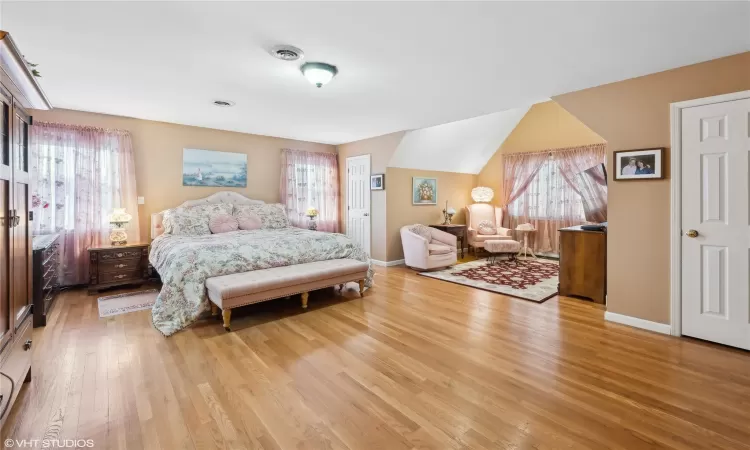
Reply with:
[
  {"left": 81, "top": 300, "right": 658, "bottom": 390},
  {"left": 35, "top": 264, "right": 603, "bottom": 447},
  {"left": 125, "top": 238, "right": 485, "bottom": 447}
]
[
  {"left": 419, "top": 258, "right": 559, "bottom": 303},
  {"left": 98, "top": 290, "right": 158, "bottom": 318}
]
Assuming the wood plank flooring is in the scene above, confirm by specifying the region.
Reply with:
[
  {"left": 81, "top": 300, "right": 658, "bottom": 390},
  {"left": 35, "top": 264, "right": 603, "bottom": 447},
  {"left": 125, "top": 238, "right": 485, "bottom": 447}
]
[{"left": 2, "top": 265, "right": 750, "bottom": 449}]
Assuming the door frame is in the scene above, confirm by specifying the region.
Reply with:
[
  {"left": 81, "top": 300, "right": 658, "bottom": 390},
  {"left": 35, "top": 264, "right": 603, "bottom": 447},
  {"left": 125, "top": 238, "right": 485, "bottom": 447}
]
[
  {"left": 345, "top": 154, "right": 371, "bottom": 254},
  {"left": 669, "top": 90, "right": 750, "bottom": 337}
]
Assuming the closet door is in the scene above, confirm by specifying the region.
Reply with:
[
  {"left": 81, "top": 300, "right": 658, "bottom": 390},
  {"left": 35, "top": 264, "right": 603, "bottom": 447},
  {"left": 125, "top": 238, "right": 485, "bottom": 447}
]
[
  {"left": 0, "top": 90, "right": 11, "bottom": 350},
  {"left": 10, "top": 102, "right": 31, "bottom": 330}
]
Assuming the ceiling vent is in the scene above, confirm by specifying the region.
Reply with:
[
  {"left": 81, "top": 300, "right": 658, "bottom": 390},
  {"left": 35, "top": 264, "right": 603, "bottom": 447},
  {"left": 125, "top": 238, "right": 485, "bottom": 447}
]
[
  {"left": 212, "top": 100, "right": 235, "bottom": 107},
  {"left": 269, "top": 45, "right": 304, "bottom": 61}
]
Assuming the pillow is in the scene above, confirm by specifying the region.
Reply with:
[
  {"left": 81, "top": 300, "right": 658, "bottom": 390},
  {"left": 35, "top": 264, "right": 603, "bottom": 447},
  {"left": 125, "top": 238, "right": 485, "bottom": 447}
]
[
  {"left": 163, "top": 203, "right": 233, "bottom": 236},
  {"left": 477, "top": 220, "right": 497, "bottom": 235},
  {"left": 208, "top": 213, "right": 239, "bottom": 234},
  {"left": 408, "top": 224, "right": 432, "bottom": 241},
  {"left": 235, "top": 204, "right": 290, "bottom": 229},
  {"left": 235, "top": 210, "right": 262, "bottom": 230}
]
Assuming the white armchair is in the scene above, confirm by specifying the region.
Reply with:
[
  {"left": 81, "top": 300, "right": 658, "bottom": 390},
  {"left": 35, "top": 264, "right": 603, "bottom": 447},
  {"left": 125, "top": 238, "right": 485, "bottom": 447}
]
[
  {"left": 400, "top": 224, "right": 457, "bottom": 270},
  {"left": 465, "top": 204, "right": 512, "bottom": 254}
]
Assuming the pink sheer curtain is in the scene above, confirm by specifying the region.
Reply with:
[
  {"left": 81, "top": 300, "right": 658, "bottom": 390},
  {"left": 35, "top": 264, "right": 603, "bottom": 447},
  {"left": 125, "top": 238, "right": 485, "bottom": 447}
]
[
  {"left": 505, "top": 144, "right": 606, "bottom": 253},
  {"left": 500, "top": 151, "right": 550, "bottom": 224},
  {"left": 31, "top": 122, "right": 140, "bottom": 285},
  {"left": 280, "top": 149, "right": 339, "bottom": 232}
]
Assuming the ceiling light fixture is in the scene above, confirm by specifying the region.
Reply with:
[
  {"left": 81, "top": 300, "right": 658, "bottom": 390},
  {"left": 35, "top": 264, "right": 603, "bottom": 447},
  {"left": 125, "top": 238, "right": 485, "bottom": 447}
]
[
  {"left": 300, "top": 62, "right": 338, "bottom": 88},
  {"left": 212, "top": 100, "right": 235, "bottom": 107}
]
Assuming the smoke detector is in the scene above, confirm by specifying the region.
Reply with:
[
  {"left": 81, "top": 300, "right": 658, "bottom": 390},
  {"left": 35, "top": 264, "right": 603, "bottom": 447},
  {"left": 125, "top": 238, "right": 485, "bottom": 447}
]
[
  {"left": 269, "top": 45, "right": 304, "bottom": 61},
  {"left": 212, "top": 100, "right": 235, "bottom": 107}
]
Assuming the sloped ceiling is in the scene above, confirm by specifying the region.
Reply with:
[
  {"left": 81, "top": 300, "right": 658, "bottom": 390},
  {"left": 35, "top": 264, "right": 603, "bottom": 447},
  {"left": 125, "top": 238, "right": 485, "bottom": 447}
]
[{"left": 388, "top": 107, "right": 532, "bottom": 174}]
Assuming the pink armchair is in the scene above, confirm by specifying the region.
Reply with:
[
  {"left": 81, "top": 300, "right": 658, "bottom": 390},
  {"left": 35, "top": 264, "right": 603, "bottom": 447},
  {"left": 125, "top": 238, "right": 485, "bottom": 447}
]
[
  {"left": 400, "top": 225, "right": 457, "bottom": 270},
  {"left": 465, "top": 204, "right": 512, "bottom": 254}
]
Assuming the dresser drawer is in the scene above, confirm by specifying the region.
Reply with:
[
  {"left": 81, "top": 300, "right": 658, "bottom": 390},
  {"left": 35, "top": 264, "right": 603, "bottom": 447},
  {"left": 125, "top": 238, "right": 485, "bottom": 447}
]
[
  {"left": 99, "top": 248, "right": 144, "bottom": 260},
  {"left": 98, "top": 269, "right": 142, "bottom": 284},
  {"left": 100, "top": 258, "right": 142, "bottom": 273}
]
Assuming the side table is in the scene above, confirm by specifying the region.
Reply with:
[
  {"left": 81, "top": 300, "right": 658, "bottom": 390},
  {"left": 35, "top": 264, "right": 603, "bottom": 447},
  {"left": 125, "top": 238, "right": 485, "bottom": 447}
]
[{"left": 431, "top": 224, "right": 467, "bottom": 259}]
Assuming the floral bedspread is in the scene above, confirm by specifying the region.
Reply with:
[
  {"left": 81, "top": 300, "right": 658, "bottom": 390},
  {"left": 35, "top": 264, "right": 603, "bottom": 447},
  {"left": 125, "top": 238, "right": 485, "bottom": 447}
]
[{"left": 149, "top": 228, "right": 372, "bottom": 336}]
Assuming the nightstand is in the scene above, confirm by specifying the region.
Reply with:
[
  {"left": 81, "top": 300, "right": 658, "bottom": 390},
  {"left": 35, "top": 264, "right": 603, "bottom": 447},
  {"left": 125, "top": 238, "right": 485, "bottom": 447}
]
[
  {"left": 88, "top": 243, "right": 150, "bottom": 294},
  {"left": 430, "top": 224, "right": 467, "bottom": 258}
]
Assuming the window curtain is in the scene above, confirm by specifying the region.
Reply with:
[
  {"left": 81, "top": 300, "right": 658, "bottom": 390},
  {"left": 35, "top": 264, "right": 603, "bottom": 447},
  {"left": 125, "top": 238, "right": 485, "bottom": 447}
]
[
  {"left": 280, "top": 149, "right": 339, "bottom": 232},
  {"left": 505, "top": 143, "right": 606, "bottom": 253},
  {"left": 31, "top": 122, "right": 140, "bottom": 286}
]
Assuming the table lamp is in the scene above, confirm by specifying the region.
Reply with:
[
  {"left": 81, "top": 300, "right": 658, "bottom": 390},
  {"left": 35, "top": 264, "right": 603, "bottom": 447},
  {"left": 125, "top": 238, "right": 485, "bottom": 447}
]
[
  {"left": 306, "top": 207, "right": 319, "bottom": 231},
  {"left": 108, "top": 208, "right": 132, "bottom": 246},
  {"left": 442, "top": 200, "right": 456, "bottom": 225}
]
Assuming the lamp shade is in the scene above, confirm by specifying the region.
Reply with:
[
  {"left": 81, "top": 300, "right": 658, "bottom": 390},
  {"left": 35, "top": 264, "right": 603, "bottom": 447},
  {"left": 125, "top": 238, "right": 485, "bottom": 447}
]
[
  {"left": 447, "top": 207, "right": 456, "bottom": 215},
  {"left": 471, "top": 187, "right": 494, "bottom": 203},
  {"left": 108, "top": 208, "right": 132, "bottom": 224},
  {"left": 306, "top": 207, "right": 319, "bottom": 217}
]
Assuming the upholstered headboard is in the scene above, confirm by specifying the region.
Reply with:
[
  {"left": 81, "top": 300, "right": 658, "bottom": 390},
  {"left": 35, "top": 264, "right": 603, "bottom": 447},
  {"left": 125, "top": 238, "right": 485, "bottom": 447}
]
[{"left": 150, "top": 191, "right": 265, "bottom": 239}]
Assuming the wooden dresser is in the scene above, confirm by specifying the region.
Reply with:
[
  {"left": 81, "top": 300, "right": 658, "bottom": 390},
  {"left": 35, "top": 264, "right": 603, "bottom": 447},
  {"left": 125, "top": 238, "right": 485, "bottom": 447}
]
[
  {"left": 32, "top": 234, "right": 60, "bottom": 327},
  {"left": 558, "top": 225, "right": 606, "bottom": 304},
  {"left": 88, "top": 243, "right": 150, "bottom": 294}
]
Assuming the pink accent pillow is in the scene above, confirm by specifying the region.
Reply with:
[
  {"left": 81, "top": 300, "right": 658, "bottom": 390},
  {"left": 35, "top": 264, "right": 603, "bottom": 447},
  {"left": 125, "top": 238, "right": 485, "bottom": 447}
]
[
  {"left": 236, "top": 211, "right": 262, "bottom": 230},
  {"left": 208, "top": 213, "right": 239, "bottom": 234}
]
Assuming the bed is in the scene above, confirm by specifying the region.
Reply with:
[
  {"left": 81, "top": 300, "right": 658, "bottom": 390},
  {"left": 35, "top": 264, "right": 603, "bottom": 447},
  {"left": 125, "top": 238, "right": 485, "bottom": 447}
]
[{"left": 149, "top": 192, "right": 372, "bottom": 336}]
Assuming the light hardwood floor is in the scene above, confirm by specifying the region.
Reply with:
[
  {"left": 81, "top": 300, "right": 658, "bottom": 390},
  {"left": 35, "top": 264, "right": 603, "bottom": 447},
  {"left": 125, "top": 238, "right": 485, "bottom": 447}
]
[{"left": 2, "top": 265, "right": 750, "bottom": 449}]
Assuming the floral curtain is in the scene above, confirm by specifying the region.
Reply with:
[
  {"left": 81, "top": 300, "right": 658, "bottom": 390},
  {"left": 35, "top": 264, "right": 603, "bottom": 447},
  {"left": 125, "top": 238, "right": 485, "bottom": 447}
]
[
  {"left": 31, "top": 122, "right": 140, "bottom": 285},
  {"left": 280, "top": 149, "right": 339, "bottom": 232},
  {"left": 505, "top": 144, "right": 606, "bottom": 253}
]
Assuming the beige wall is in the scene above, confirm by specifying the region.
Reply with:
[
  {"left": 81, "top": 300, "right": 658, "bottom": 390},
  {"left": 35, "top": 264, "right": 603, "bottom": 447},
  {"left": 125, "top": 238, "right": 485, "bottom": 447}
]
[
  {"left": 30, "top": 108, "right": 335, "bottom": 240},
  {"left": 386, "top": 167, "right": 476, "bottom": 260},
  {"left": 554, "top": 51, "right": 750, "bottom": 325},
  {"left": 477, "top": 100, "right": 605, "bottom": 201},
  {"left": 337, "top": 132, "right": 403, "bottom": 261}
]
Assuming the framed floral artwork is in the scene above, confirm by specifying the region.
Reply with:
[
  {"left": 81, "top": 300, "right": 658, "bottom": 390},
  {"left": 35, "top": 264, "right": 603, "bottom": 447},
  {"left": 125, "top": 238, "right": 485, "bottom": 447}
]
[{"left": 412, "top": 177, "right": 437, "bottom": 205}]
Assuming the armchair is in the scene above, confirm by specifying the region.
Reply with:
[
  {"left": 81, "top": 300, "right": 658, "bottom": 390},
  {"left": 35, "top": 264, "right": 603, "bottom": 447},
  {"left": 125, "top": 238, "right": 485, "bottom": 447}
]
[
  {"left": 400, "top": 224, "right": 457, "bottom": 270},
  {"left": 465, "top": 204, "right": 512, "bottom": 254}
]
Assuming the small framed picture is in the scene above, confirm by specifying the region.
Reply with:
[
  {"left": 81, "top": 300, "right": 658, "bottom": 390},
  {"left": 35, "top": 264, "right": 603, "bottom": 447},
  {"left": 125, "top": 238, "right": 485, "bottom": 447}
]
[
  {"left": 371, "top": 173, "right": 385, "bottom": 190},
  {"left": 613, "top": 148, "right": 665, "bottom": 181},
  {"left": 413, "top": 177, "right": 437, "bottom": 205}
]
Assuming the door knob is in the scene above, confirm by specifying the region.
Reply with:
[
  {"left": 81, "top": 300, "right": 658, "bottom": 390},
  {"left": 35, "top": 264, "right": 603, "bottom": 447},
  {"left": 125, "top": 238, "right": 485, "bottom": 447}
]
[{"left": 685, "top": 229, "right": 699, "bottom": 238}]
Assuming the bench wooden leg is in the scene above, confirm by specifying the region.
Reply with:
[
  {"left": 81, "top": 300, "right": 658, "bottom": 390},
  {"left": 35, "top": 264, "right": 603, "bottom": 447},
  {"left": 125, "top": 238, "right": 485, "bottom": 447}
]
[
  {"left": 222, "top": 309, "right": 231, "bottom": 332},
  {"left": 358, "top": 280, "right": 365, "bottom": 297},
  {"left": 301, "top": 292, "right": 309, "bottom": 309},
  {"left": 211, "top": 304, "right": 219, "bottom": 317}
]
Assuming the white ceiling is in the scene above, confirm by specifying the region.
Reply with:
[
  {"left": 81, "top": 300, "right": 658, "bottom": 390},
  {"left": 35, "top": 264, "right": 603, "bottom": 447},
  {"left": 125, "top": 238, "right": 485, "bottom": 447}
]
[
  {"left": 389, "top": 106, "right": 531, "bottom": 174},
  {"left": 4, "top": 1, "right": 749, "bottom": 145}
]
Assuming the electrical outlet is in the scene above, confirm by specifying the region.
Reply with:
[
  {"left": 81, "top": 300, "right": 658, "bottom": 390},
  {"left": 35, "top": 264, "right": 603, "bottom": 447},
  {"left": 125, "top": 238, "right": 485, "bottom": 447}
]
[{"left": 137, "top": 196, "right": 145, "bottom": 205}]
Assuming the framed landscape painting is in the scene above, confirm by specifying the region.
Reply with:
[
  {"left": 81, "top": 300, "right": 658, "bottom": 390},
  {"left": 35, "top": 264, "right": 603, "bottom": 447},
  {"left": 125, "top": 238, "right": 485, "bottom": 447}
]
[
  {"left": 413, "top": 177, "right": 437, "bottom": 205},
  {"left": 183, "top": 148, "right": 248, "bottom": 187}
]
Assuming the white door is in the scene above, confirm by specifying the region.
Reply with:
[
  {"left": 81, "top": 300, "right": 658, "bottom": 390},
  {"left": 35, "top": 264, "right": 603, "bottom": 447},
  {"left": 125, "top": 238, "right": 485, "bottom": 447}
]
[
  {"left": 346, "top": 155, "right": 371, "bottom": 255},
  {"left": 681, "top": 97, "right": 750, "bottom": 350}
]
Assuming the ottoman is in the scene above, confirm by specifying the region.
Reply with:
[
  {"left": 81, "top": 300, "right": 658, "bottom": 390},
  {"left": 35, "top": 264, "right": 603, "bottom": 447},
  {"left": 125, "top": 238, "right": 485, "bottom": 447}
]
[{"left": 484, "top": 239, "right": 521, "bottom": 264}]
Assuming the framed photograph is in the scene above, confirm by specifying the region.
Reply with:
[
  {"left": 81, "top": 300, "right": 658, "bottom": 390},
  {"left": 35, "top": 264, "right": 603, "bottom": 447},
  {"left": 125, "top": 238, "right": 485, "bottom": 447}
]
[
  {"left": 371, "top": 173, "right": 385, "bottom": 190},
  {"left": 183, "top": 148, "right": 248, "bottom": 187},
  {"left": 412, "top": 177, "right": 437, "bottom": 205},
  {"left": 613, "top": 148, "right": 665, "bottom": 181}
]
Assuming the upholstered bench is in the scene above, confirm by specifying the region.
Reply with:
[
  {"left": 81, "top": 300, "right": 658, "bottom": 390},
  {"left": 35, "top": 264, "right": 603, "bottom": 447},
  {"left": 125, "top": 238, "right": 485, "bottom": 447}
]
[
  {"left": 205, "top": 258, "right": 370, "bottom": 331},
  {"left": 484, "top": 239, "right": 521, "bottom": 264}
]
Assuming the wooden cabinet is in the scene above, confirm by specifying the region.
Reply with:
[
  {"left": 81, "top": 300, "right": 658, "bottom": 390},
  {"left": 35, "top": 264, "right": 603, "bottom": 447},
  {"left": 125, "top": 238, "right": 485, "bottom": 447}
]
[
  {"left": 0, "top": 30, "right": 52, "bottom": 430},
  {"left": 88, "top": 243, "right": 150, "bottom": 294},
  {"left": 32, "top": 234, "right": 60, "bottom": 327},
  {"left": 558, "top": 226, "right": 607, "bottom": 305}
]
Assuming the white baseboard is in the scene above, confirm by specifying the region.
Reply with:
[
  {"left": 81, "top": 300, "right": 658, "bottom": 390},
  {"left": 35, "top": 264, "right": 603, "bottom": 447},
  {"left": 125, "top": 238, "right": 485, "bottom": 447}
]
[
  {"left": 604, "top": 311, "right": 671, "bottom": 335},
  {"left": 371, "top": 259, "right": 405, "bottom": 267}
]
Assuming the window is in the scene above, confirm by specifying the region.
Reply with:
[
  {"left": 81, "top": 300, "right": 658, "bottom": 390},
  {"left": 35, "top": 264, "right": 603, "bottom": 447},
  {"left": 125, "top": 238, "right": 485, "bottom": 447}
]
[{"left": 509, "top": 156, "right": 585, "bottom": 221}]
